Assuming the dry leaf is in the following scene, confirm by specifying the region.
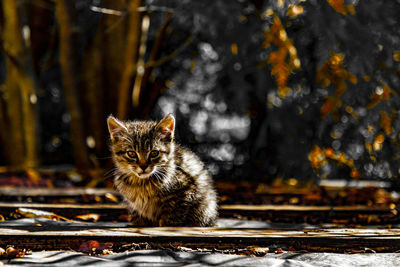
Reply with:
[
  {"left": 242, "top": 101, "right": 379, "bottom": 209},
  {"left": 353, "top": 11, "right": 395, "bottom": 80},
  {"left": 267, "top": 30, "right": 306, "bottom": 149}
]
[
  {"left": 5, "top": 247, "right": 26, "bottom": 259},
  {"left": 78, "top": 240, "right": 113, "bottom": 255},
  {"left": 105, "top": 193, "right": 119, "bottom": 203},
  {"left": 76, "top": 213, "right": 101, "bottom": 222},
  {"left": 16, "top": 208, "right": 71, "bottom": 221},
  {"left": 250, "top": 247, "right": 269, "bottom": 256}
]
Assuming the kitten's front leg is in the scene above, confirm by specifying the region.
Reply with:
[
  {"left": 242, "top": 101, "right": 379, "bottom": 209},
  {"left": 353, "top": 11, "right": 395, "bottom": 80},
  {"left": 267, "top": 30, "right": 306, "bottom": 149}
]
[
  {"left": 157, "top": 211, "right": 186, "bottom": 226},
  {"left": 129, "top": 211, "right": 152, "bottom": 227}
]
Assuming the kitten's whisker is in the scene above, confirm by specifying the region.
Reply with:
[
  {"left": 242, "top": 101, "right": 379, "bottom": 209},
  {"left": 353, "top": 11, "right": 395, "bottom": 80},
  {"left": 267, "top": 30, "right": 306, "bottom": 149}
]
[
  {"left": 104, "top": 168, "right": 119, "bottom": 179},
  {"left": 152, "top": 172, "right": 162, "bottom": 186}
]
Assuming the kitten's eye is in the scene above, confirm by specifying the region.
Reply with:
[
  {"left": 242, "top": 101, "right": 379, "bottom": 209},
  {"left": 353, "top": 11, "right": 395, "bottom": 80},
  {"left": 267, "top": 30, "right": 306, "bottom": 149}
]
[
  {"left": 126, "top": 150, "right": 137, "bottom": 160},
  {"left": 150, "top": 150, "right": 160, "bottom": 158}
]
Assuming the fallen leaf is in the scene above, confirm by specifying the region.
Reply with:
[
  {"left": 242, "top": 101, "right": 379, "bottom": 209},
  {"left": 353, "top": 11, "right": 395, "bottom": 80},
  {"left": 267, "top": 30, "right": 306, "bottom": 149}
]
[
  {"left": 16, "top": 208, "right": 71, "bottom": 221},
  {"left": 76, "top": 213, "right": 100, "bottom": 222},
  {"left": 5, "top": 247, "right": 25, "bottom": 259},
  {"left": 105, "top": 193, "right": 119, "bottom": 203},
  {"left": 78, "top": 240, "right": 113, "bottom": 255},
  {"left": 364, "top": 247, "right": 376, "bottom": 253},
  {"left": 250, "top": 247, "right": 269, "bottom": 256},
  {"left": 275, "top": 248, "right": 286, "bottom": 254}
]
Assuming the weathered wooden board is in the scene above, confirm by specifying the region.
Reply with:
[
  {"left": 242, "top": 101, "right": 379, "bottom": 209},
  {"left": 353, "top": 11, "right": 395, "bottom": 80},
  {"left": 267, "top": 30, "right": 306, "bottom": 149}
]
[
  {"left": 0, "top": 220, "right": 399, "bottom": 252},
  {"left": 0, "top": 203, "right": 397, "bottom": 224},
  {"left": 0, "top": 187, "right": 114, "bottom": 196}
]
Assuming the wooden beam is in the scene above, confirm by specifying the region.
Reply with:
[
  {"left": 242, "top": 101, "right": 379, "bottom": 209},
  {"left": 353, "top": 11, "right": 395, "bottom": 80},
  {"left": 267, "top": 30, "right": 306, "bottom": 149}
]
[
  {"left": 0, "top": 224, "right": 399, "bottom": 252},
  {"left": 0, "top": 202, "right": 394, "bottom": 212},
  {"left": 0, "top": 187, "right": 114, "bottom": 196},
  {"left": 0, "top": 203, "right": 397, "bottom": 224}
]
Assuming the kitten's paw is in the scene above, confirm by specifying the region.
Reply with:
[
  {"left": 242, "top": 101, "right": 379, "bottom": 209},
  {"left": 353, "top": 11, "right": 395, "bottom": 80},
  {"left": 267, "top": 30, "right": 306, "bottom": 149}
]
[
  {"left": 129, "top": 214, "right": 152, "bottom": 227},
  {"left": 157, "top": 219, "right": 165, "bottom": 227}
]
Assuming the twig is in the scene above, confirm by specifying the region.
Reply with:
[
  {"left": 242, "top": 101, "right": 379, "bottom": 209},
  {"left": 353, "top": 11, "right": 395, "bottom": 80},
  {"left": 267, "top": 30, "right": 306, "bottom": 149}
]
[
  {"left": 90, "top": 6, "right": 125, "bottom": 16},
  {"left": 132, "top": 14, "right": 151, "bottom": 108},
  {"left": 145, "top": 36, "right": 193, "bottom": 68},
  {"left": 90, "top": 5, "right": 174, "bottom": 16}
]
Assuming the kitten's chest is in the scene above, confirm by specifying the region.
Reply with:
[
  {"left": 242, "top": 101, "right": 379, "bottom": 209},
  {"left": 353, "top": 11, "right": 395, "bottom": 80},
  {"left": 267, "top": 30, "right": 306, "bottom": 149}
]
[{"left": 117, "top": 182, "right": 161, "bottom": 219}]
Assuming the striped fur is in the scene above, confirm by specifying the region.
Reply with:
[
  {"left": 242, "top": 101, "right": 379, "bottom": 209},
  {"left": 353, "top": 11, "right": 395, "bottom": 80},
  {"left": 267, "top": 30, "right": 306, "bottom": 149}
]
[{"left": 107, "top": 114, "right": 218, "bottom": 226}]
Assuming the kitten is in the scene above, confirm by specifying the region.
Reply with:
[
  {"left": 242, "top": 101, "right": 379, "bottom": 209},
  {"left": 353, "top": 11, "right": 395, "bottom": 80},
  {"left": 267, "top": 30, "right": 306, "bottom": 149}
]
[{"left": 107, "top": 114, "right": 218, "bottom": 226}]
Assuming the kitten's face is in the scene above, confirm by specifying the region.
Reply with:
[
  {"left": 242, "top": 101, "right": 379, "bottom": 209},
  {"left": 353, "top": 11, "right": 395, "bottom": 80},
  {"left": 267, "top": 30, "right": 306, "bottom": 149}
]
[{"left": 107, "top": 115, "right": 175, "bottom": 179}]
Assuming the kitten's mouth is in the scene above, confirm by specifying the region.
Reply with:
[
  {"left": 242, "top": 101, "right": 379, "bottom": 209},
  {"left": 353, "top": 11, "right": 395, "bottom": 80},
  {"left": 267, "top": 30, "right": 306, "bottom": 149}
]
[
  {"left": 137, "top": 172, "right": 152, "bottom": 179},
  {"left": 129, "top": 166, "right": 156, "bottom": 179},
  {"left": 133, "top": 169, "right": 154, "bottom": 179}
]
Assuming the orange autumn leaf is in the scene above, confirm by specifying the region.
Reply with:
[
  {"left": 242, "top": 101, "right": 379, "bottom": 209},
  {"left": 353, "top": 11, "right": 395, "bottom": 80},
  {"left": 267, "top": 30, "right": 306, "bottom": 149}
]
[
  {"left": 345, "top": 105, "right": 359, "bottom": 119},
  {"left": 337, "top": 152, "right": 346, "bottom": 163},
  {"left": 287, "top": 4, "right": 304, "bottom": 18},
  {"left": 345, "top": 4, "right": 355, "bottom": 15},
  {"left": 394, "top": 50, "right": 400, "bottom": 62},
  {"left": 320, "top": 96, "right": 342, "bottom": 119},
  {"left": 380, "top": 111, "right": 393, "bottom": 135},
  {"left": 366, "top": 84, "right": 395, "bottom": 109},
  {"left": 278, "top": 87, "right": 291, "bottom": 98},
  {"left": 263, "top": 14, "right": 301, "bottom": 97},
  {"left": 373, "top": 133, "right": 385, "bottom": 151},
  {"left": 365, "top": 142, "right": 372, "bottom": 154},
  {"left": 327, "top": 0, "right": 346, "bottom": 15},
  {"left": 347, "top": 158, "right": 354, "bottom": 168},
  {"left": 350, "top": 169, "right": 361, "bottom": 178},
  {"left": 317, "top": 52, "right": 355, "bottom": 89},
  {"left": 317, "top": 51, "right": 357, "bottom": 118},
  {"left": 231, "top": 43, "right": 238, "bottom": 55},
  {"left": 320, "top": 97, "right": 335, "bottom": 118},
  {"left": 327, "top": 0, "right": 355, "bottom": 15},
  {"left": 309, "top": 145, "right": 358, "bottom": 178},
  {"left": 309, "top": 146, "right": 325, "bottom": 169},
  {"left": 325, "top": 148, "right": 334, "bottom": 157}
]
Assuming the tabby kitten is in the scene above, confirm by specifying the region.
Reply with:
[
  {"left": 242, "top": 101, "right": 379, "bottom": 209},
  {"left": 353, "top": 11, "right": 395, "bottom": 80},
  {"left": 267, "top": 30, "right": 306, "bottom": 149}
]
[{"left": 107, "top": 114, "right": 218, "bottom": 226}]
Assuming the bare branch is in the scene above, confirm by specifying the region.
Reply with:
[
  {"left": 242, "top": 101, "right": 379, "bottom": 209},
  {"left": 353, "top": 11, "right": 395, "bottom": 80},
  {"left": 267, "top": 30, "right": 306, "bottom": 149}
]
[
  {"left": 132, "top": 14, "right": 150, "bottom": 108},
  {"left": 89, "top": 6, "right": 125, "bottom": 16},
  {"left": 145, "top": 36, "right": 193, "bottom": 68},
  {"left": 89, "top": 5, "right": 173, "bottom": 16}
]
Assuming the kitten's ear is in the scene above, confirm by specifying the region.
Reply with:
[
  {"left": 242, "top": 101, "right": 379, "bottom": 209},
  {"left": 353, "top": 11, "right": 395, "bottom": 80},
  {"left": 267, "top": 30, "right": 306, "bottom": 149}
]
[
  {"left": 107, "top": 115, "right": 128, "bottom": 142},
  {"left": 156, "top": 114, "right": 175, "bottom": 141}
]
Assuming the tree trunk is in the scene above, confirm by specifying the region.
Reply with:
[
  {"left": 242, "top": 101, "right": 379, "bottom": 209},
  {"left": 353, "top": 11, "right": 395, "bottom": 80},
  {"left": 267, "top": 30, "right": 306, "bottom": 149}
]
[
  {"left": 2, "top": 0, "right": 39, "bottom": 169},
  {"left": 56, "top": 0, "right": 91, "bottom": 170},
  {"left": 138, "top": 12, "right": 173, "bottom": 119},
  {"left": 117, "top": 0, "right": 143, "bottom": 120},
  {"left": 101, "top": 0, "right": 126, "bottom": 117},
  {"left": 81, "top": 27, "right": 106, "bottom": 166}
]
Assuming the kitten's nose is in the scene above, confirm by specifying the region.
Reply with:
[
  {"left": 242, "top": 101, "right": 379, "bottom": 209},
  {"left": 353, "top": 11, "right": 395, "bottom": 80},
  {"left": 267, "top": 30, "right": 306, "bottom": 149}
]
[{"left": 139, "top": 165, "right": 148, "bottom": 172}]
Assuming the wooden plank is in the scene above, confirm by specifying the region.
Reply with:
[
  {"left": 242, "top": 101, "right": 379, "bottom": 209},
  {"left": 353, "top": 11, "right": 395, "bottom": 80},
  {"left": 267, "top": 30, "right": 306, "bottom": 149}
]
[
  {"left": 220, "top": 204, "right": 391, "bottom": 212},
  {"left": 0, "top": 202, "right": 393, "bottom": 211},
  {"left": 319, "top": 179, "right": 391, "bottom": 188},
  {"left": 0, "top": 187, "right": 114, "bottom": 196},
  {"left": 0, "top": 203, "right": 398, "bottom": 223},
  {"left": 220, "top": 204, "right": 400, "bottom": 224},
  {"left": 0, "top": 202, "right": 395, "bottom": 212},
  {"left": 0, "top": 224, "right": 399, "bottom": 252},
  {"left": 1, "top": 225, "right": 400, "bottom": 237}
]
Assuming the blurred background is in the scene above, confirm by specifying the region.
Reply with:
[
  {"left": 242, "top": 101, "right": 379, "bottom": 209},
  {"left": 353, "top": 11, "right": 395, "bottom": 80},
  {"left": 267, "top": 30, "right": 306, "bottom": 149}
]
[{"left": 1, "top": 0, "right": 400, "bottom": 190}]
